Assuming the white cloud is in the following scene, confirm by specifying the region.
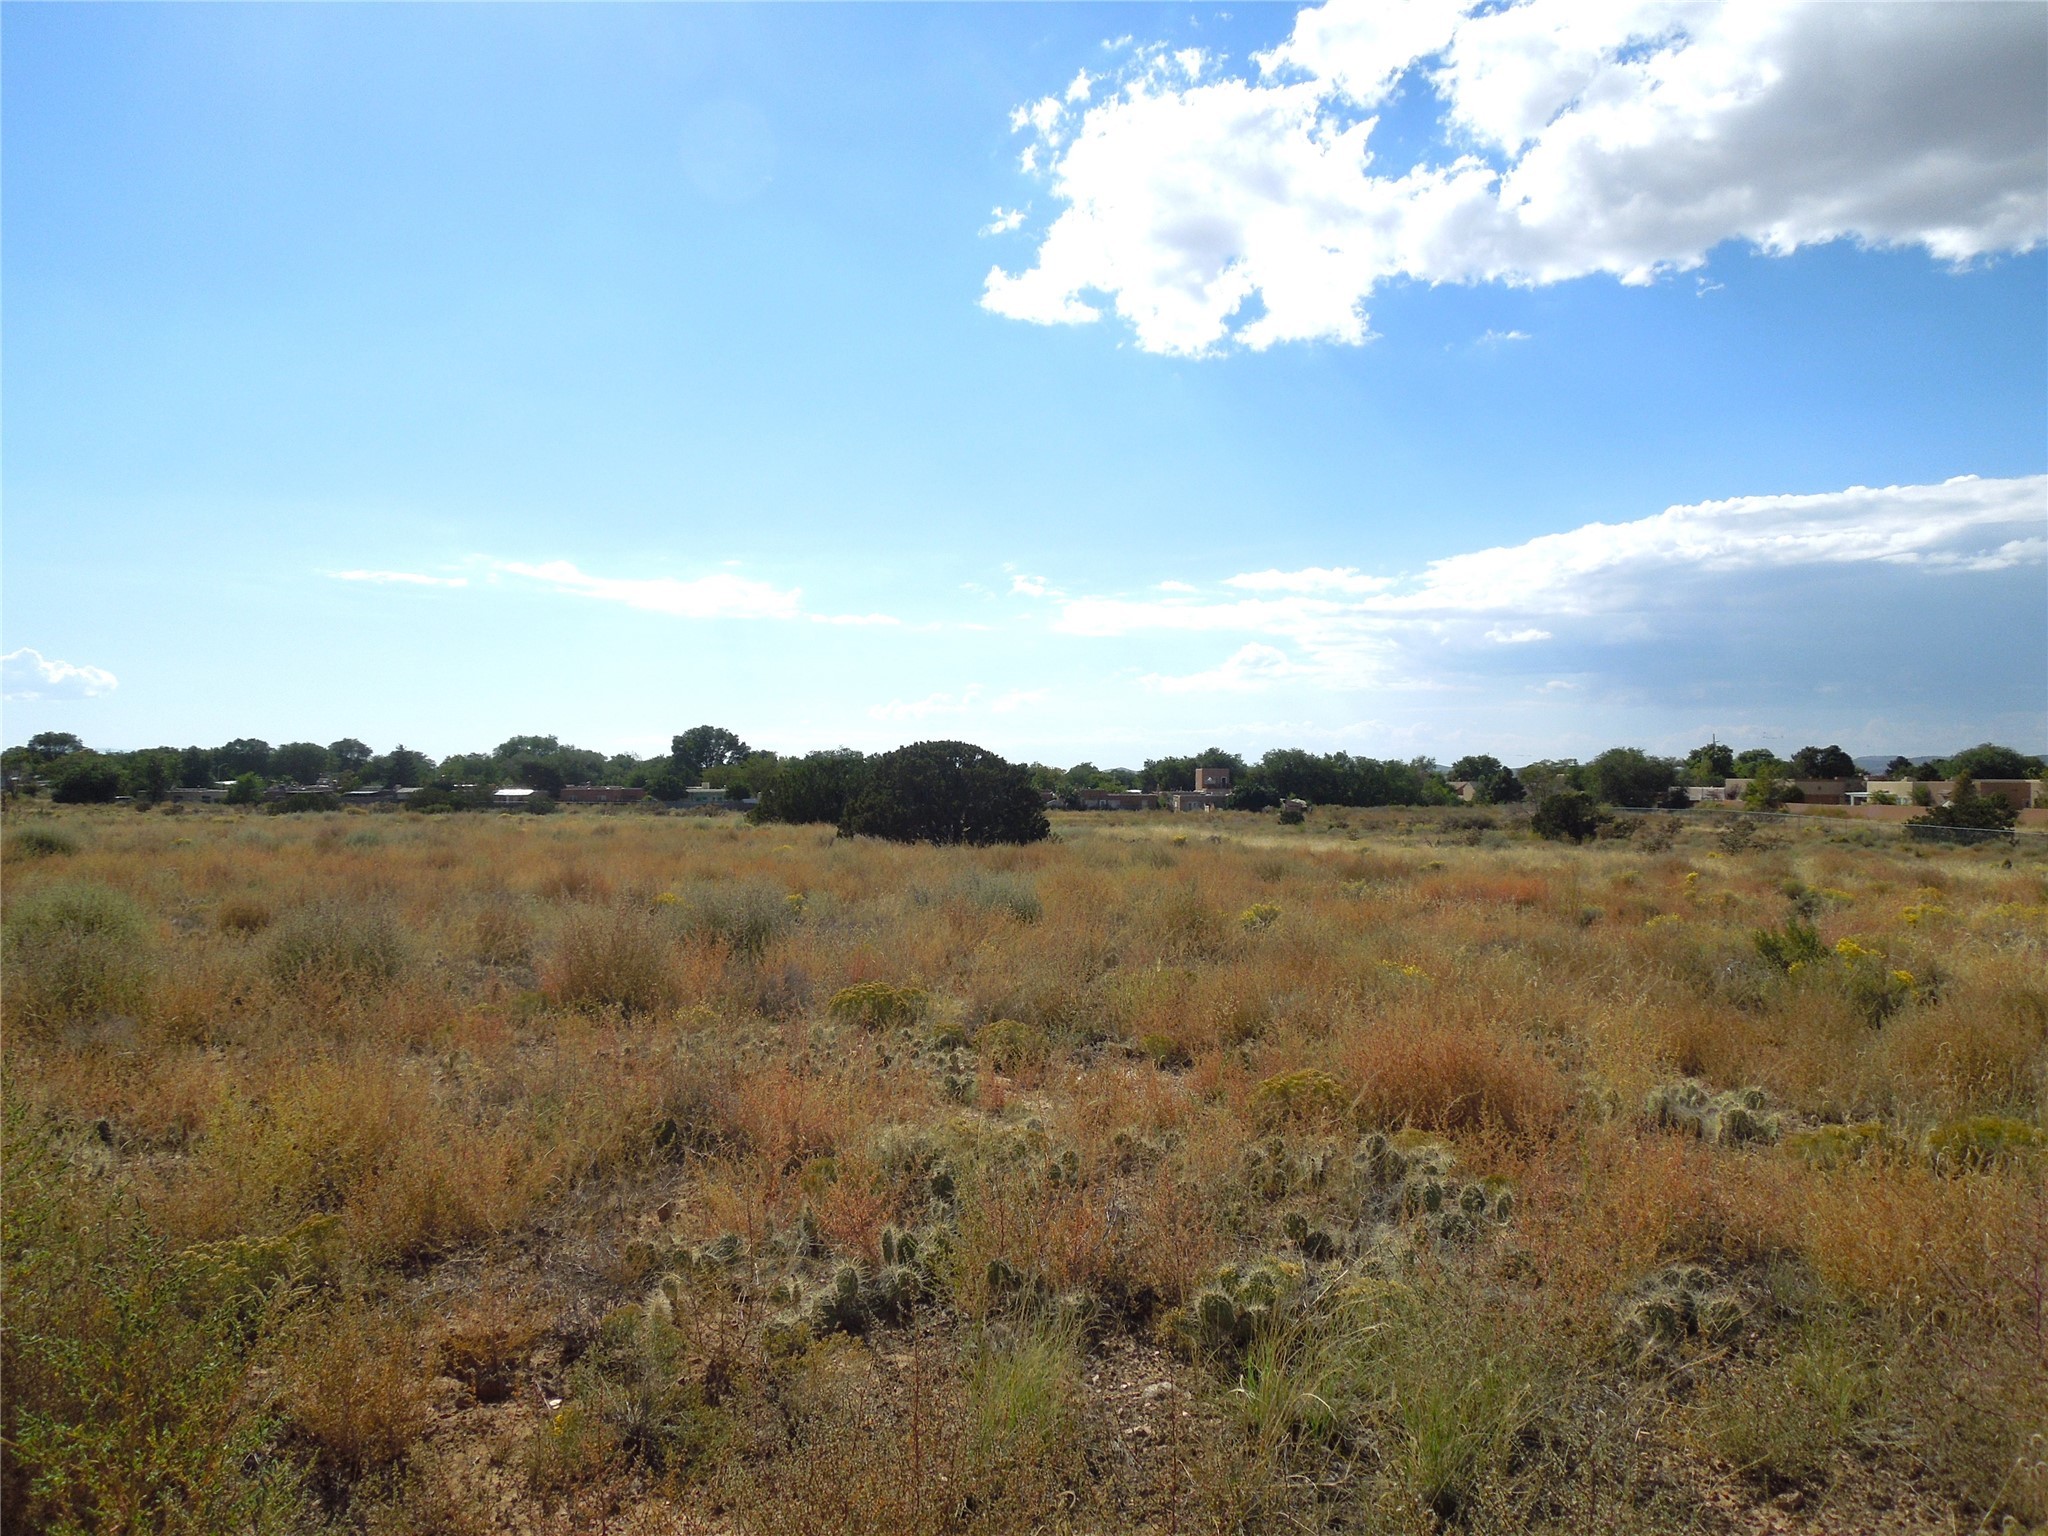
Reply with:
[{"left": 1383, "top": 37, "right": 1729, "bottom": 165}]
[
  {"left": 497, "top": 560, "right": 802, "bottom": 621},
  {"left": 1066, "top": 69, "right": 1096, "bottom": 104},
  {"left": 1395, "top": 473, "right": 2048, "bottom": 615},
  {"left": 1156, "top": 579, "right": 1198, "bottom": 593},
  {"left": 329, "top": 569, "right": 469, "bottom": 587},
  {"left": 1226, "top": 566, "right": 1393, "bottom": 594},
  {"left": 1478, "top": 329, "right": 1530, "bottom": 345},
  {"left": 1143, "top": 642, "right": 1304, "bottom": 694},
  {"left": 1010, "top": 573, "right": 1052, "bottom": 597},
  {"left": 983, "top": 207, "right": 1027, "bottom": 236},
  {"left": 1046, "top": 473, "right": 2045, "bottom": 688},
  {"left": 2, "top": 648, "right": 117, "bottom": 702},
  {"left": 986, "top": 1, "right": 2048, "bottom": 354}
]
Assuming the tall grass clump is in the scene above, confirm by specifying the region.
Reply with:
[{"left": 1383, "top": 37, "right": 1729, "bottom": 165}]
[
  {"left": 1, "top": 881, "right": 154, "bottom": 1033},
  {"left": 6, "top": 824, "right": 81, "bottom": 859},
  {"left": 264, "top": 901, "right": 411, "bottom": 996},
  {"left": 542, "top": 904, "right": 681, "bottom": 1013},
  {"left": 960, "top": 869, "right": 1043, "bottom": 924}
]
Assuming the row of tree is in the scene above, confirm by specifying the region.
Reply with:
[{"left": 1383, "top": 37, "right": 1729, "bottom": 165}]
[{"left": 7, "top": 728, "right": 2037, "bottom": 833}]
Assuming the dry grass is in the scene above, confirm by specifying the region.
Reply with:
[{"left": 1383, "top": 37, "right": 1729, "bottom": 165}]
[{"left": 3, "top": 801, "right": 2044, "bottom": 1533}]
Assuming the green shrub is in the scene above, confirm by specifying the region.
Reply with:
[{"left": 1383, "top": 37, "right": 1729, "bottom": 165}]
[
  {"left": 6, "top": 824, "right": 80, "bottom": 859},
  {"left": 264, "top": 902, "right": 411, "bottom": 995},
  {"left": 960, "top": 870, "right": 1043, "bottom": 923},
  {"left": 2, "top": 1112, "right": 309, "bottom": 1533},
  {"left": 979, "top": 1018, "right": 1051, "bottom": 1072},
  {"left": 1923, "top": 1115, "right": 2046, "bottom": 1171},
  {"left": 1752, "top": 917, "right": 1826, "bottom": 971},
  {"left": 1239, "top": 902, "right": 1281, "bottom": 931},
  {"left": 678, "top": 881, "right": 792, "bottom": 958},
  {"left": 1532, "top": 790, "right": 1603, "bottom": 842},
  {"left": 828, "top": 980, "right": 929, "bottom": 1031},
  {"left": 1, "top": 882, "right": 154, "bottom": 1032},
  {"left": 1138, "top": 1032, "right": 1193, "bottom": 1071},
  {"left": 1785, "top": 1122, "right": 1894, "bottom": 1168},
  {"left": 1250, "top": 1068, "right": 1350, "bottom": 1131},
  {"left": 563, "top": 1298, "right": 726, "bottom": 1476}
]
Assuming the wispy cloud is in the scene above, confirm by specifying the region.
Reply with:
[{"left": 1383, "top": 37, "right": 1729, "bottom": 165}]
[
  {"left": 2, "top": 647, "right": 117, "bottom": 701},
  {"left": 329, "top": 569, "right": 469, "bottom": 588},
  {"left": 1142, "top": 642, "right": 1302, "bottom": 694},
  {"left": 1225, "top": 566, "right": 1392, "bottom": 595},
  {"left": 498, "top": 560, "right": 801, "bottom": 620},
  {"left": 982, "top": 207, "right": 1026, "bottom": 236}
]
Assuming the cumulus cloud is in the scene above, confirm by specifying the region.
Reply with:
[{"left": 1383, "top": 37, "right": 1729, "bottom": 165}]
[
  {"left": 983, "top": 207, "right": 1027, "bottom": 236},
  {"left": 1047, "top": 473, "right": 2046, "bottom": 690},
  {"left": 985, "top": 0, "right": 2048, "bottom": 354},
  {"left": 1010, "top": 573, "right": 1053, "bottom": 597},
  {"left": 329, "top": 569, "right": 469, "bottom": 587},
  {"left": 2, "top": 648, "right": 117, "bottom": 702}
]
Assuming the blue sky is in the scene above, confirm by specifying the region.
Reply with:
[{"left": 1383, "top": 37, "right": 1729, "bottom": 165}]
[{"left": 5, "top": 1, "right": 2044, "bottom": 766}]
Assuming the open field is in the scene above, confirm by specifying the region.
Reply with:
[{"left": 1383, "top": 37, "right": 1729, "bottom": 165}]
[{"left": 3, "top": 802, "right": 2045, "bottom": 1535}]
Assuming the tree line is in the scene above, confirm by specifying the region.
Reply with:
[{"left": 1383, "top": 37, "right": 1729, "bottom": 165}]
[{"left": 5, "top": 729, "right": 2037, "bottom": 841}]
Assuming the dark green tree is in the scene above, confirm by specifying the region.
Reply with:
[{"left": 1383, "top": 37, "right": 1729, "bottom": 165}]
[
  {"left": 24, "top": 732, "right": 84, "bottom": 761},
  {"left": 49, "top": 757, "right": 121, "bottom": 803},
  {"left": 838, "top": 741, "right": 1047, "bottom": 846},
  {"left": 1940, "top": 743, "right": 2043, "bottom": 781},
  {"left": 514, "top": 758, "right": 566, "bottom": 795},
  {"left": 1447, "top": 755, "right": 1525, "bottom": 804},
  {"left": 178, "top": 746, "right": 216, "bottom": 788},
  {"left": 214, "top": 739, "right": 273, "bottom": 777},
  {"left": 382, "top": 746, "right": 429, "bottom": 789},
  {"left": 1731, "top": 747, "right": 1784, "bottom": 776},
  {"left": 1517, "top": 760, "right": 1583, "bottom": 801},
  {"left": 1683, "top": 742, "right": 1735, "bottom": 784},
  {"left": 224, "top": 773, "right": 265, "bottom": 806},
  {"left": 1790, "top": 744, "right": 1857, "bottom": 779},
  {"left": 1532, "top": 790, "right": 1603, "bottom": 842},
  {"left": 1584, "top": 748, "right": 1677, "bottom": 808},
  {"left": 1917, "top": 774, "right": 2019, "bottom": 831},
  {"left": 135, "top": 753, "right": 172, "bottom": 805},
  {"left": 671, "top": 726, "right": 752, "bottom": 781},
  {"left": 751, "top": 750, "right": 869, "bottom": 825},
  {"left": 328, "top": 739, "right": 373, "bottom": 773},
  {"left": 272, "top": 742, "right": 331, "bottom": 785}
]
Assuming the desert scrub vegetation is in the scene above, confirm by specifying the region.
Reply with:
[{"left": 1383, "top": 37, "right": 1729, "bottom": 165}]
[{"left": 2, "top": 801, "right": 2044, "bottom": 1533}]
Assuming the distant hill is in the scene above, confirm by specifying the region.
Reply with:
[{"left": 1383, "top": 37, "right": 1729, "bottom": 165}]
[{"left": 1852, "top": 755, "right": 1940, "bottom": 773}]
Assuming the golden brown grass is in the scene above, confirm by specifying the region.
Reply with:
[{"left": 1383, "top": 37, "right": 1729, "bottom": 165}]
[{"left": 2, "top": 800, "right": 2043, "bottom": 1534}]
